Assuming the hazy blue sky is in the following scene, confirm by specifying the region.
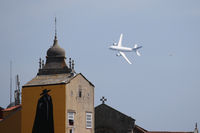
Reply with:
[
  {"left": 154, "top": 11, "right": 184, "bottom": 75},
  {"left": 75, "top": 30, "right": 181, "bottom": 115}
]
[{"left": 0, "top": 0, "right": 199, "bottom": 131}]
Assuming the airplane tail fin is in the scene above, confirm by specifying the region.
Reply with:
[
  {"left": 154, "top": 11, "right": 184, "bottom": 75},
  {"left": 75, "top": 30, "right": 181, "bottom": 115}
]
[
  {"left": 134, "top": 44, "right": 138, "bottom": 49},
  {"left": 133, "top": 44, "right": 142, "bottom": 56}
]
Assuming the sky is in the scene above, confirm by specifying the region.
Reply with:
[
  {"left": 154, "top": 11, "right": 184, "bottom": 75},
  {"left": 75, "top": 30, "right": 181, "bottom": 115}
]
[{"left": 0, "top": 0, "right": 200, "bottom": 131}]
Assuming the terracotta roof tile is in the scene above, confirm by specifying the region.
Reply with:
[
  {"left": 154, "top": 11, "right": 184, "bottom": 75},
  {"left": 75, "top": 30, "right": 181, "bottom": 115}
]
[
  {"left": 134, "top": 125, "right": 148, "bottom": 133},
  {"left": 2, "top": 105, "right": 21, "bottom": 111}
]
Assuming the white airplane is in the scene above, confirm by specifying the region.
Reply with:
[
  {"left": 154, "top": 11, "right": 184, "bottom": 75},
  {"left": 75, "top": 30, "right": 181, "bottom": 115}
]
[{"left": 109, "top": 33, "right": 142, "bottom": 64}]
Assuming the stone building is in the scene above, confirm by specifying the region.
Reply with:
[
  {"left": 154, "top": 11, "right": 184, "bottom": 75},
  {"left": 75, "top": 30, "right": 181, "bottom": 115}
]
[
  {"left": 95, "top": 103, "right": 135, "bottom": 133},
  {"left": 95, "top": 101, "right": 197, "bottom": 133}
]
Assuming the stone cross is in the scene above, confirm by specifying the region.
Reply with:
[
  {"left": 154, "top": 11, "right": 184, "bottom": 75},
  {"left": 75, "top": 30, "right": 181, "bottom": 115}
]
[{"left": 100, "top": 96, "right": 107, "bottom": 104}]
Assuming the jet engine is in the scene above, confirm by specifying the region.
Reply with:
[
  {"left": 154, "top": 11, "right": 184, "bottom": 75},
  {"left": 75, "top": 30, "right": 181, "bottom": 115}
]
[
  {"left": 116, "top": 53, "right": 121, "bottom": 56},
  {"left": 113, "top": 43, "right": 117, "bottom": 46}
]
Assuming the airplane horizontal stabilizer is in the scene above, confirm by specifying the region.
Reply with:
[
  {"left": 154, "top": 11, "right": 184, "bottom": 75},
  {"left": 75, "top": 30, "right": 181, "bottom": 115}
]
[
  {"left": 136, "top": 50, "right": 141, "bottom": 56},
  {"left": 133, "top": 44, "right": 142, "bottom": 56}
]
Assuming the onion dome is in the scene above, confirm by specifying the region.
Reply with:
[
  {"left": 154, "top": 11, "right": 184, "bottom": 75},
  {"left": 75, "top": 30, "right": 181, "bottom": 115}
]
[
  {"left": 37, "top": 36, "right": 72, "bottom": 75},
  {"left": 37, "top": 18, "right": 74, "bottom": 75},
  {"left": 47, "top": 36, "right": 65, "bottom": 58}
]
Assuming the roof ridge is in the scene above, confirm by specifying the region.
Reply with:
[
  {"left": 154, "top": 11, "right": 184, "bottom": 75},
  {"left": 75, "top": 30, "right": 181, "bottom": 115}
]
[{"left": 95, "top": 103, "right": 135, "bottom": 121}]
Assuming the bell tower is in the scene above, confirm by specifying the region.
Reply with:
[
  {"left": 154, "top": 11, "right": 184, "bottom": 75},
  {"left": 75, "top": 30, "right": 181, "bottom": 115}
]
[{"left": 22, "top": 20, "right": 94, "bottom": 133}]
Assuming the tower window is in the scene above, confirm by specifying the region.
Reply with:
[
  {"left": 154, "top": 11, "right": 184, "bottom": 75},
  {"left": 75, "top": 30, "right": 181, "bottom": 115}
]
[
  {"left": 68, "top": 112, "right": 74, "bottom": 126},
  {"left": 79, "top": 90, "right": 82, "bottom": 98},
  {"left": 69, "top": 129, "right": 73, "bottom": 133},
  {"left": 86, "top": 112, "right": 92, "bottom": 128}
]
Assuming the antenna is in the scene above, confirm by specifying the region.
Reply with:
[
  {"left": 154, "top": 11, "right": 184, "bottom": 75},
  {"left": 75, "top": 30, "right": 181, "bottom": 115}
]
[
  {"left": 10, "top": 61, "right": 12, "bottom": 104},
  {"left": 15, "top": 74, "right": 20, "bottom": 105},
  {"left": 16, "top": 75, "right": 20, "bottom": 91},
  {"left": 15, "top": 75, "right": 17, "bottom": 91}
]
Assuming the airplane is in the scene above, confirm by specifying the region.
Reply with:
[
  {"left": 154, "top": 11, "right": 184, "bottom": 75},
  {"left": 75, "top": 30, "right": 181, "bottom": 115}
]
[{"left": 109, "top": 33, "right": 142, "bottom": 64}]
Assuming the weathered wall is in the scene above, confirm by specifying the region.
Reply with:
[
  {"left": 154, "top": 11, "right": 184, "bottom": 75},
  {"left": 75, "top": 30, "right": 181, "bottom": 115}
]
[
  {"left": 66, "top": 74, "right": 94, "bottom": 133},
  {"left": 22, "top": 84, "right": 66, "bottom": 133},
  {"left": 0, "top": 109, "right": 21, "bottom": 133}
]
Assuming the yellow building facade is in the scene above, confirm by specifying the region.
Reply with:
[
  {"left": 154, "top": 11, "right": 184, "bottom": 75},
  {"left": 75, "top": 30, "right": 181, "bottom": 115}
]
[
  {"left": 0, "top": 106, "right": 21, "bottom": 133},
  {"left": 22, "top": 34, "right": 94, "bottom": 133}
]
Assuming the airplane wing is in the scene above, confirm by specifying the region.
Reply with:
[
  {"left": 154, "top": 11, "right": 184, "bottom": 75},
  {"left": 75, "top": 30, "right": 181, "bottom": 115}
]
[
  {"left": 119, "top": 51, "right": 132, "bottom": 64},
  {"left": 118, "top": 33, "right": 123, "bottom": 47}
]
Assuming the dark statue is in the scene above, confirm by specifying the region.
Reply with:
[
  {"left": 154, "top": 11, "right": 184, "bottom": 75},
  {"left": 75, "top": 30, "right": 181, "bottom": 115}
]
[{"left": 32, "top": 89, "right": 54, "bottom": 133}]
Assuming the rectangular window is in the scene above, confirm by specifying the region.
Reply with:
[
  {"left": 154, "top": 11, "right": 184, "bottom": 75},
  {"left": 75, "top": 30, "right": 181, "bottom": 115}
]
[
  {"left": 69, "top": 129, "right": 73, "bottom": 133},
  {"left": 86, "top": 112, "right": 92, "bottom": 128},
  {"left": 78, "top": 86, "right": 82, "bottom": 98},
  {"left": 68, "top": 112, "right": 74, "bottom": 126}
]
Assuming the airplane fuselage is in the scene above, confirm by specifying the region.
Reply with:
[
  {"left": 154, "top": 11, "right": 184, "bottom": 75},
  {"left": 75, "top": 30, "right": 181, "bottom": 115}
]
[{"left": 109, "top": 46, "right": 133, "bottom": 52}]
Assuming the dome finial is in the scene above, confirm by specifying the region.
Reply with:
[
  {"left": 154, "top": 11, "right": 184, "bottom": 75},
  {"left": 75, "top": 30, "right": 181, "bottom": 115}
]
[{"left": 54, "top": 17, "right": 57, "bottom": 41}]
